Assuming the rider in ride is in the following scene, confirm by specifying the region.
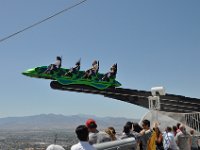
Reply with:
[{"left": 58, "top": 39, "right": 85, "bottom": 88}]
[
  {"left": 102, "top": 63, "right": 117, "bottom": 81},
  {"left": 44, "top": 56, "right": 62, "bottom": 73},
  {"left": 83, "top": 60, "right": 99, "bottom": 79},
  {"left": 65, "top": 59, "right": 81, "bottom": 77}
]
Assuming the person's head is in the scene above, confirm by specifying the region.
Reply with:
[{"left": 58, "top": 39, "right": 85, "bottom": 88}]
[
  {"left": 46, "top": 144, "right": 65, "bottom": 150},
  {"left": 75, "top": 125, "right": 89, "bottom": 141},
  {"left": 125, "top": 121, "right": 133, "bottom": 131},
  {"left": 105, "top": 127, "right": 116, "bottom": 140},
  {"left": 190, "top": 129, "right": 194, "bottom": 135},
  {"left": 76, "top": 60, "right": 81, "bottom": 66},
  {"left": 108, "top": 127, "right": 116, "bottom": 135},
  {"left": 172, "top": 125, "right": 177, "bottom": 132},
  {"left": 56, "top": 56, "right": 62, "bottom": 61},
  {"left": 86, "top": 119, "right": 97, "bottom": 132},
  {"left": 92, "top": 60, "right": 98, "bottom": 66},
  {"left": 177, "top": 123, "right": 181, "bottom": 129},
  {"left": 123, "top": 124, "right": 131, "bottom": 134},
  {"left": 179, "top": 124, "right": 186, "bottom": 133},
  {"left": 110, "top": 64, "right": 117, "bottom": 72},
  {"left": 142, "top": 119, "right": 150, "bottom": 130},
  {"left": 166, "top": 126, "right": 172, "bottom": 132},
  {"left": 132, "top": 122, "right": 142, "bottom": 133},
  {"left": 154, "top": 126, "right": 161, "bottom": 136}
]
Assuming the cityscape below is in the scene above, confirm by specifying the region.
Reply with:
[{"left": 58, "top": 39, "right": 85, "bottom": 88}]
[{"left": 0, "top": 114, "right": 138, "bottom": 150}]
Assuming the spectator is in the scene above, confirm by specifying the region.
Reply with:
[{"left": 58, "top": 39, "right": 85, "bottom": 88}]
[
  {"left": 163, "top": 126, "right": 179, "bottom": 150},
  {"left": 190, "top": 129, "right": 199, "bottom": 150},
  {"left": 86, "top": 118, "right": 111, "bottom": 144},
  {"left": 154, "top": 126, "right": 164, "bottom": 150},
  {"left": 132, "top": 122, "right": 142, "bottom": 133},
  {"left": 86, "top": 119, "right": 99, "bottom": 145},
  {"left": 176, "top": 123, "right": 181, "bottom": 133},
  {"left": 172, "top": 126, "right": 178, "bottom": 136},
  {"left": 46, "top": 144, "right": 65, "bottom": 150},
  {"left": 105, "top": 127, "right": 117, "bottom": 141},
  {"left": 120, "top": 124, "right": 136, "bottom": 150},
  {"left": 125, "top": 121, "right": 133, "bottom": 131},
  {"left": 175, "top": 124, "right": 191, "bottom": 150},
  {"left": 132, "top": 122, "right": 143, "bottom": 150},
  {"left": 120, "top": 124, "right": 135, "bottom": 139},
  {"left": 71, "top": 125, "right": 96, "bottom": 150},
  {"left": 96, "top": 131, "right": 111, "bottom": 144},
  {"left": 139, "top": 119, "right": 156, "bottom": 150}
]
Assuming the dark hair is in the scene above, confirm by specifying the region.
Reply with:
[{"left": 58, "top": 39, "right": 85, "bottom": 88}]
[
  {"left": 125, "top": 121, "right": 133, "bottom": 130},
  {"left": 132, "top": 122, "right": 142, "bottom": 133},
  {"left": 56, "top": 56, "right": 62, "bottom": 68},
  {"left": 166, "top": 126, "right": 172, "bottom": 132},
  {"left": 172, "top": 126, "right": 177, "bottom": 132},
  {"left": 75, "top": 125, "right": 89, "bottom": 141},
  {"left": 177, "top": 123, "right": 181, "bottom": 129},
  {"left": 154, "top": 127, "right": 161, "bottom": 137},
  {"left": 56, "top": 56, "right": 62, "bottom": 61},
  {"left": 142, "top": 119, "right": 150, "bottom": 127},
  {"left": 123, "top": 124, "right": 131, "bottom": 134},
  {"left": 190, "top": 129, "right": 194, "bottom": 135}
]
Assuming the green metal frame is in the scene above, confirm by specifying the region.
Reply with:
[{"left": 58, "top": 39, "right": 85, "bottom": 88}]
[{"left": 22, "top": 66, "right": 121, "bottom": 90}]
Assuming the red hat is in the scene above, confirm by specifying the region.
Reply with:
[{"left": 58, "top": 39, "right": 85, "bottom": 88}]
[{"left": 86, "top": 119, "right": 97, "bottom": 128}]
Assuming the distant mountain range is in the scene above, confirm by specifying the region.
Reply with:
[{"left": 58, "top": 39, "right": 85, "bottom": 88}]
[{"left": 0, "top": 114, "right": 139, "bottom": 131}]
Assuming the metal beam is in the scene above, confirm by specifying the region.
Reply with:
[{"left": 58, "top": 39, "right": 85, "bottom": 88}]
[{"left": 50, "top": 81, "right": 200, "bottom": 113}]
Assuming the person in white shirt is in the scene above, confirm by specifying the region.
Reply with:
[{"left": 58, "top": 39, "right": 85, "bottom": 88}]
[
  {"left": 46, "top": 144, "right": 65, "bottom": 150},
  {"left": 163, "top": 126, "right": 179, "bottom": 150},
  {"left": 71, "top": 125, "right": 96, "bottom": 150}
]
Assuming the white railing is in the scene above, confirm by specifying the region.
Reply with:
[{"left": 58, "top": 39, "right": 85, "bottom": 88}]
[
  {"left": 93, "top": 137, "right": 136, "bottom": 150},
  {"left": 185, "top": 112, "right": 200, "bottom": 132}
]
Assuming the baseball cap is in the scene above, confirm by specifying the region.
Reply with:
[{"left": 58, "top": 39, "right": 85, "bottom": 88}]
[{"left": 86, "top": 119, "right": 97, "bottom": 128}]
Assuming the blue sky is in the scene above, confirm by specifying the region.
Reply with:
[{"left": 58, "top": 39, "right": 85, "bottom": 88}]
[{"left": 0, "top": 0, "right": 199, "bottom": 119}]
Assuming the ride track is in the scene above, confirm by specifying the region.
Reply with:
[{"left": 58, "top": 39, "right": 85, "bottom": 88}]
[{"left": 50, "top": 81, "right": 200, "bottom": 113}]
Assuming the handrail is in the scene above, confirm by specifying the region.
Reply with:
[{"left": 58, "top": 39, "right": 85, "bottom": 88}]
[{"left": 93, "top": 137, "right": 136, "bottom": 150}]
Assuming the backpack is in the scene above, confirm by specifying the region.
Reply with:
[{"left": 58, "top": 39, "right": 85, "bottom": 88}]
[{"left": 147, "top": 130, "right": 157, "bottom": 150}]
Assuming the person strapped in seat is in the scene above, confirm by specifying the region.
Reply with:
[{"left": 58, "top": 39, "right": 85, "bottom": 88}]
[
  {"left": 102, "top": 63, "right": 117, "bottom": 81},
  {"left": 65, "top": 59, "right": 81, "bottom": 77},
  {"left": 44, "top": 56, "right": 62, "bottom": 74},
  {"left": 83, "top": 60, "right": 99, "bottom": 79}
]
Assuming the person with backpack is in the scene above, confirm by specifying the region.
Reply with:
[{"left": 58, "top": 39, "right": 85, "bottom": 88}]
[{"left": 139, "top": 119, "right": 156, "bottom": 150}]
